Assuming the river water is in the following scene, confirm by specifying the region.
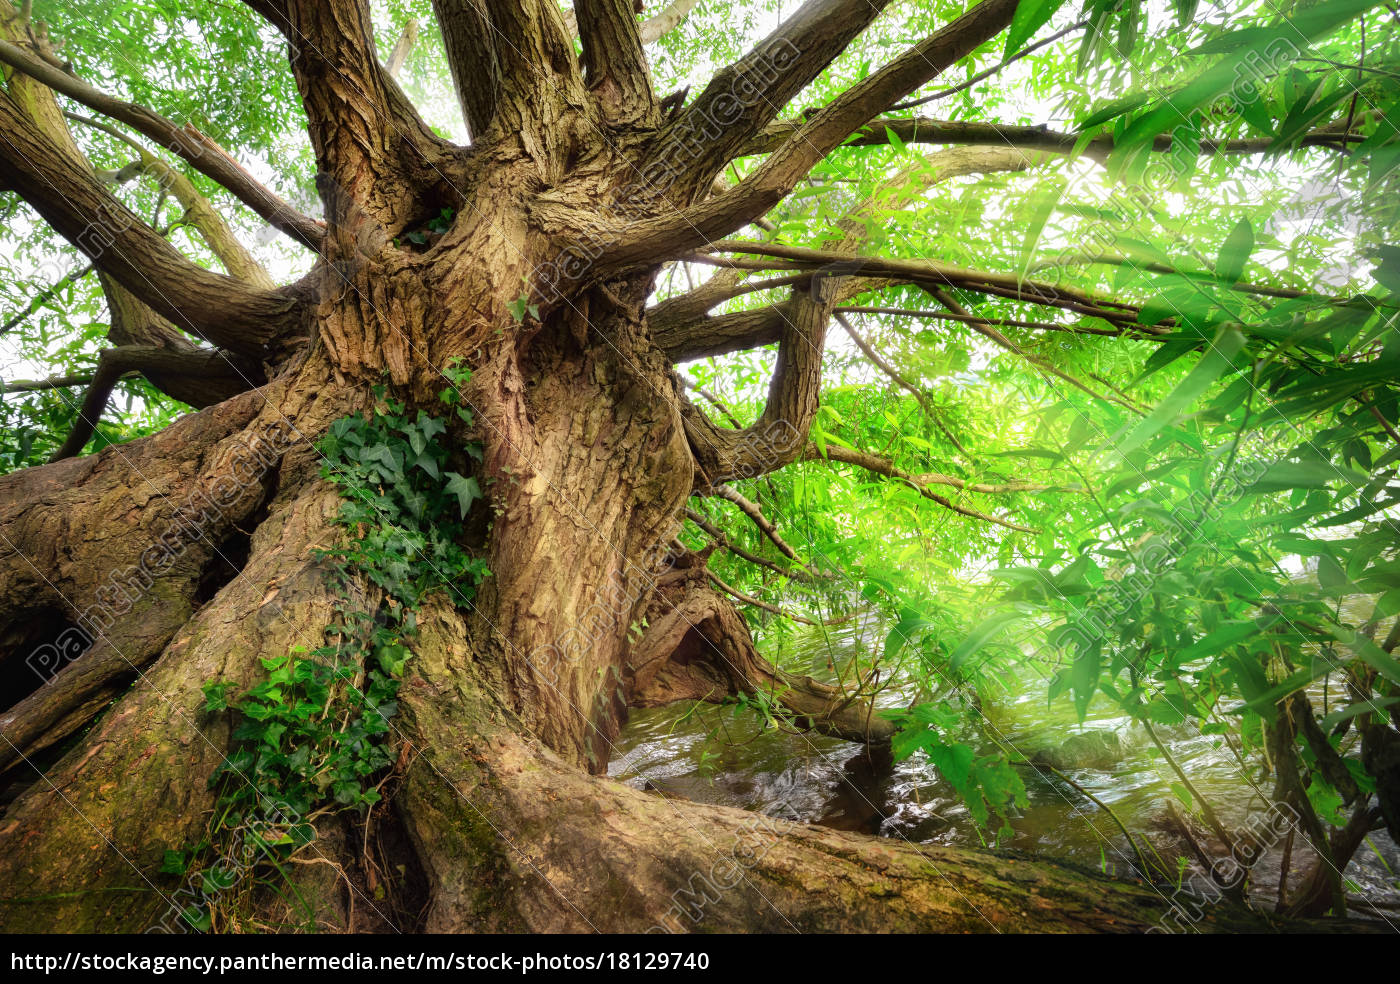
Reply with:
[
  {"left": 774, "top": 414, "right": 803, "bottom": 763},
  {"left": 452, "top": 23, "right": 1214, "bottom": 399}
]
[{"left": 609, "top": 613, "right": 1400, "bottom": 919}]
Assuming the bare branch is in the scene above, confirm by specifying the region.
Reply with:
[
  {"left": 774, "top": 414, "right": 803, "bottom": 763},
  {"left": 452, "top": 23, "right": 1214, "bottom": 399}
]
[
  {"left": 835, "top": 312, "right": 970, "bottom": 457},
  {"left": 704, "top": 569, "right": 826, "bottom": 626},
  {"left": 890, "top": 19, "right": 1090, "bottom": 112},
  {"left": 385, "top": 17, "right": 420, "bottom": 77},
  {"left": 638, "top": 0, "right": 702, "bottom": 43},
  {"left": 929, "top": 287, "right": 1144, "bottom": 414},
  {"left": 559, "top": 0, "right": 703, "bottom": 44}
]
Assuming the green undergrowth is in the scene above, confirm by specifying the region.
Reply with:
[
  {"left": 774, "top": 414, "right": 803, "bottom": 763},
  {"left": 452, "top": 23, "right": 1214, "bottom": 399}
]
[{"left": 162, "top": 360, "right": 488, "bottom": 932}]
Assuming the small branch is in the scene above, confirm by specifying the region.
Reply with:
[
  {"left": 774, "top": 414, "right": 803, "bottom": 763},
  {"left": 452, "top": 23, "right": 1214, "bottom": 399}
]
[
  {"left": 704, "top": 570, "right": 826, "bottom": 626},
  {"left": 801, "top": 443, "right": 1044, "bottom": 532},
  {"left": 384, "top": 17, "right": 419, "bottom": 77},
  {"left": 710, "top": 484, "right": 804, "bottom": 563},
  {"left": 835, "top": 312, "right": 970, "bottom": 457},
  {"left": 742, "top": 116, "right": 1366, "bottom": 162},
  {"left": 890, "top": 19, "right": 1089, "bottom": 111},
  {"left": 680, "top": 377, "right": 743, "bottom": 428},
  {"left": 836, "top": 305, "right": 1152, "bottom": 338},
  {"left": 0, "top": 371, "right": 100, "bottom": 394},
  {"left": 685, "top": 507, "right": 814, "bottom": 583}
]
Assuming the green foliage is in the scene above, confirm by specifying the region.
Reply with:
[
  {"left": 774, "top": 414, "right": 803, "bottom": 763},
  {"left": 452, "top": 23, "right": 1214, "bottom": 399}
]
[{"left": 884, "top": 703, "right": 1028, "bottom": 837}]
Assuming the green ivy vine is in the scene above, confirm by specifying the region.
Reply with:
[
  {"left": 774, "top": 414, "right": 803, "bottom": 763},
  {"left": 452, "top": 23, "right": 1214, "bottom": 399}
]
[{"left": 162, "top": 360, "right": 488, "bottom": 932}]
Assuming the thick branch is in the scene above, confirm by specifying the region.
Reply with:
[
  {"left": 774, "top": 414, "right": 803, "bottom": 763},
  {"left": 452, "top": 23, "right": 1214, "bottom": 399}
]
[
  {"left": 0, "top": 36, "right": 322, "bottom": 249},
  {"left": 272, "top": 0, "right": 453, "bottom": 216},
  {"left": 576, "top": 0, "right": 655, "bottom": 123},
  {"left": 639, "top": 0, "right": 896, "bottom": 198},
  {"left": 432, "top": 0, "right": 500, "bottom": 139},
  {"left": 47, "top": 346, "right": 259, "bottom": 461},
  {"left": 0, "top": 95, "right": 300, "bottom": 355},
  {"left": 434, "top": 0, "right": 585, "bottom": 146},
  {"left": 606, "top": 0, "right": 1018, "bottom": 266}
]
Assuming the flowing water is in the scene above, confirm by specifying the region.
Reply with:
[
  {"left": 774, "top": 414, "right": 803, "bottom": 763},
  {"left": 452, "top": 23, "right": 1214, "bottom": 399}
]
[{"left": 609, "top": 614, "right": 1400, "bottom": 919}]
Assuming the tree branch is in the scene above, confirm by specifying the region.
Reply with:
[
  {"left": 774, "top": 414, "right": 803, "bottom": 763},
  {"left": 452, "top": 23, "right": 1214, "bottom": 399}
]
[
  {"left": 605, "top": 0, "right": 1018, "bottom": 267},
  {"left": 433, "top": 0, "right": 585, "bottom": 147},
  {"left": 684, "top": 507, "right": 814, "bottom": 583},
  {"left": 628, "top": 557, "right": 890, "bottom": 743},
  {"left": 0, "top": 36, "right": 322, "bottom": 249},
  {"left": 0, "top": 370, "right": 98, "bottom": 393},
  {"left": 0, "top": 50, "right": 301, "bottom": 356},
  {"left": 385, "top": 16, "right": 419, "bottom": 77},
  {"left": 709, "top": 484, "right": 805, "bottom": 563},
  {"left": 432, "top": 0, "right": 501, "bottom": 140},
  {"left": 47, "top": 346, "right": 259, "bottom": 461},
  {"left": 741, "top": 116, "right": 1367, "bottom": 161},
  {"left": 265, "top": 0, "right": 454, "bottom": 218},
  {"left": 576, "top": 0, "right": 655, "bottom": 123},
  {"left": 634, "top": 0, "right": 897, "bottom": 201},
  {"left": 835, "top": 311, "right": 970, "bottom": 457},
  {"left": 70, "top": 112, "right": 274, "bottom": 288},
  {"left": 802, "top": 443, "right": 1041, "bottom": 532}
]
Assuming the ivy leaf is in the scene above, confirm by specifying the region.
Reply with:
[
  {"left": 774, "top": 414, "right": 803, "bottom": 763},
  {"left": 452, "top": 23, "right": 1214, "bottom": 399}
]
[
  {"left": 443, "top": 472, "right": 482, "bottom": 518},
  {"left": 158, "top": 850, "right": 188, "bottom": 876}
]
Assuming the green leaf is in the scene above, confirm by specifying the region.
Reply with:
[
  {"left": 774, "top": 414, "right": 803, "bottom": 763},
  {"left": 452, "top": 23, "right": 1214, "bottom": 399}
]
[
  {"left": 1106, "top": 326, "right": 1247, "bottom": 459},
  {"left": 158, "top": 850, "right": 188, "bottom": 876},
  {"left": 1005, "top": 0, "right": 1069, "bottom": 61},
  {"left": 443, "top": 472, "right": 482, "bottom": 519},
  {"left": 948, "top": 612, "right": 1022, "bottom": 674},
  {"left": 1215, "top": 217, "right": 1253, "bottom": 285}
]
